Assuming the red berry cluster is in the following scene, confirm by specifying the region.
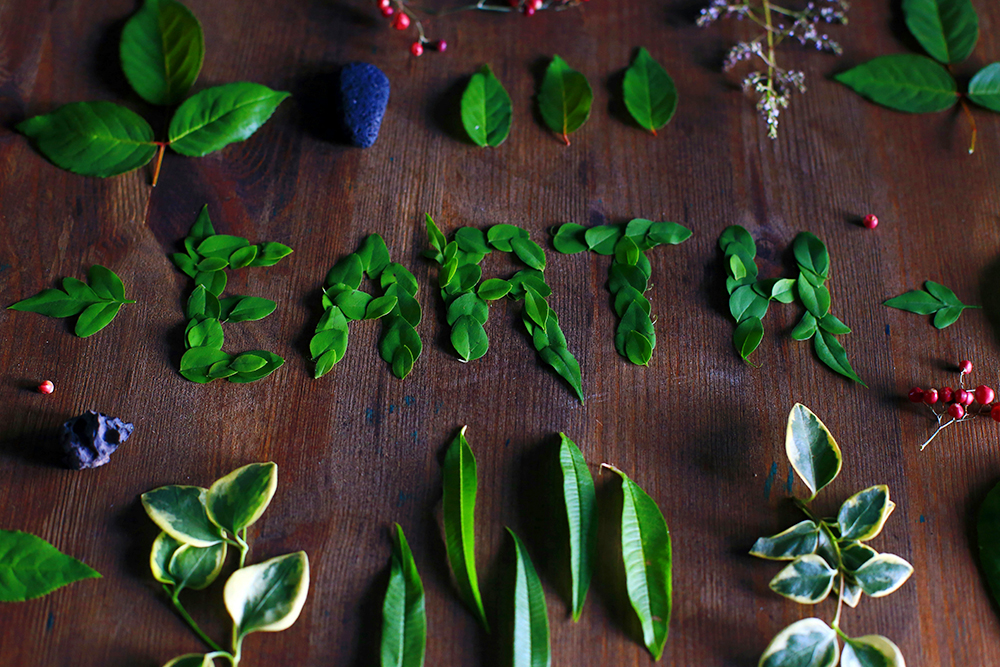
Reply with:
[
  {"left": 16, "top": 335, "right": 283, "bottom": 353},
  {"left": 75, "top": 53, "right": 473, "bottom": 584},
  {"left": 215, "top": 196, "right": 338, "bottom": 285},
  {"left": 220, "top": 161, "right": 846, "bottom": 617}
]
[
  {"left": 378, "top": 0, "right": 446, "bottom": 56},
  {"left": 909, "top": 359, "right": 999, "bottom": 450}
]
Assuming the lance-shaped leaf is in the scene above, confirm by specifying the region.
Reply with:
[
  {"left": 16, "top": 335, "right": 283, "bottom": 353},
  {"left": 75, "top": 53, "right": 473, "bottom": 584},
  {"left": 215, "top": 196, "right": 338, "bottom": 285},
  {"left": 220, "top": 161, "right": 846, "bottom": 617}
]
[
  {"left": 969, "top": 63, "right": 1000, "bottom": 112},
  {"left": 141, "top": 485, "right": 225, "bottom": 547},
  {"left": 507, "top": 528, "right": 551, "bottom": 667},
  {"left": 750, "top": 520, "right": 820, "bottom": 561},
  {"left": 381, "top": 525, "right": 426, "bottom": 667},
  {"left": 759, "top": 618, "right": 839, "bottom": 667},
  {"left": 205, "top": 462, "right": 278, "bottom": 536},
  {"left": 734, "top": 317, "right": 764, "bottom": 363},
  {"left": 814, "top": 329, "right": 866, "bottom": 385},
  {"left": 902, "top": 0, "right": 978, "bottom": 65},
  {"left": 442, "top": 427, "right": 489, "bottom": 630},
  {"left": 558, "top": 434, "right": 596, "bottom": 621},
  {"left": 852, "top": 554, "right": 913, "bottom": 597},
  {"left": 461, "top": 65, "right": 512, "bottom": 147},
  {"left": 622, "top": 47, "right": 677, "bottom": 134},
  {"left": 604, "top": 465, "right": 671, "bottom": 661},
  {"left": 17, "top": 101, "right": 158, "bottom": 177},
  {"left": 841, "top": 634, "right": 906, "bottom": 667},
  {"left": 169, "top": 82, "right": 290, "bottom": 156},
  {"left": 0, "top": 529, "right": 101, "bottom": 601},
  {"left": 978, "top": 480, "right": 1000, "bottom": 611},
  {"left": 768, "top": 554, "right": 837, "bottom": 604},
  {"left": 537, "top": 55, "right": 593, "bottom": 145},
  {"left": 785, "top": 404, "right": 842, "bottom": 501},
  {"left": 835, "top": 54, "right": 958, "bottom": 113},
  {"left": 120, "top": 0, "right": 205, "bottom": 105},
  {"left": 838, "top": 485, "right": 895, "bottom": 542},
  {"left": 224, "top": 551, "right": 310, "bottom": 639}
]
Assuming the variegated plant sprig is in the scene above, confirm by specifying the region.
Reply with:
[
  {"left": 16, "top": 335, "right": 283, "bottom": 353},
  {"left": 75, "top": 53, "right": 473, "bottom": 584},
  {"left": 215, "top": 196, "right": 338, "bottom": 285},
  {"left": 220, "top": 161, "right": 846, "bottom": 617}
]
[
  {"left": 551, "top": 218, "right": 692, "bottom": 366},
  {"left": 170, "top": 205, "right": 293, "bottom": 384},
  {"left": 141, "top": 463, "right": 310, "bottom": 667},
  {"left": 753, "top": 404, "right": 912, "bottom": 667},
  {"left": 697, "top": 0, "right": 848, "bottom": 138},
  {"left": 310, "top": 234, "right": 423, "bottom": 380}
]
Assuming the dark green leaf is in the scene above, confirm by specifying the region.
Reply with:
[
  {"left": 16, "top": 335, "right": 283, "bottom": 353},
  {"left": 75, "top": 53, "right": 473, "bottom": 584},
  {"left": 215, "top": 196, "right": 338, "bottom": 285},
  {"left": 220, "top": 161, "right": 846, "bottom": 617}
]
[
  {"left": 734, "top": 316, "right": 764, "bottom": 363},
  {"left": 584, "top": 225, "right": 621, "bottom": 255},
  {"left": 785, "top": 404, "right": 842, "bottom": 501},
  {"left": 835, "top": 54, "right": 958, "bottom": 113},
  {"left": 615, "top": 302, "right": 655, "bottom": 358},
  {"left": 768, "top": 554, "right": 837, "bottom": 604},
  {"left": 0, "top": 530, "right": 100, "bottom": 601},
  {"left": 168, "top": 542, "right": 227, "bottom": 592},
  {"left": 447, "top": 292, "right": 488, "bottom": 326},
  {"left": 478, "top": 278, "right": 512, "bottom": 301},
  {"left": 622, "top": 47, "right": 678, "bottom": 133},
  {"left": 538, "top": 344, "right": 585, "bottom": 404},
  {"left": 814, "top": 329, "right": 866, "bottom": 385},
  {"left": 357, "top": 234, "right": 391, "bottom": 278},
  {"left": 852, "top": 554, "right": 914, "bottom": 597},
  {"left": 120, "top": 0, "right": 204, "bottom": 105},
  {"left": 507, "top": 528, "right": 551, "bottom": 667},
  {"left": 759, "top": 618, "right": 839, "bottom": 667},
  {"left": 172, "top": 253, "right": 198, "bottom": 278},
  {"left": 451, "top": 315, "right": 489, "bottom": 362},
  {"left": 220, "top": 296, "right": 277, "bottom": 323},
  {"left": 224, "top": 551, "right": 310, "bottom": 638},
  {"left": 381, "top": 524, "right": 426, "bottom": 667},
  {"left": 552, "top": 223, "right": 589, "bottom": 254},
  {"left": 969, "top": 63, "right": 1000, "bottom": 112},
  {"left": 75, "top": 301, "right": 123, "bottom": 337},
  {"left": 168, "top": 82, "right": 290, "bottom": 156},
  {"left": 719, "top": 225, "right": 756, "bottom": 256},
  {"left": 461, "top": 65, "right": 513, "bottom": 147},
  {"left": 17, "top": 101, "right": 157, "bottom": 177},
  {"left": 933, "top": 306, "right": 964, "bottom": 329},
  {"left": 791, "top": 312, "right": 818, "bottom": 341},
  {"left": 538, "top": 55, "right": 593, "bottom": 144},
  {"left": 842, "top": 635, "right": 906, "bottom": 667},
  {"left": 792, "top": 233, "right": 829, "bottom": 278},
  {"left": 609, "top": 263, "right": 648, "bottom": 295},
  {"left": 558, "top": 434, "right": 596, "bottom": 622},
  {"left": 750, "top": 520, "right": 820, "bottom": 560},
  {"left": 510, "top": 237, "right": 546, "bottom": 271},
  {"left": 884, "top": 289, "right": 943, "bottom": 314},
  {"left": 840, "top": 542, "right": 878, "bottom": 573},
  {"left": 839, "top": 485, "right": 895, "bottom": 542},
  {"left": 902, "top": 0, "right": 978, "bottom": 65}
]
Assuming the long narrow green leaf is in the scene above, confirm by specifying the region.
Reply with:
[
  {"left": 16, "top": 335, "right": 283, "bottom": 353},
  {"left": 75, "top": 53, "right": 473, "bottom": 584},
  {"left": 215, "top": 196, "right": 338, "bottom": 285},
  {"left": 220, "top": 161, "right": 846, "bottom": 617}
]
[
  {"left": 381, "top": 524, "right": 426, "bottom": 667},
  {"left": 604, "top": 464, "right": 671, "bottom": 661},
  {"left": 442, "top": 427, "right": 489, "bottom": 630},
  {"left": 507, "top": 528, "right": 551, "bottom": 667},
  {"left": 557, "top": 434, "right": 596, "bottom": 621}
]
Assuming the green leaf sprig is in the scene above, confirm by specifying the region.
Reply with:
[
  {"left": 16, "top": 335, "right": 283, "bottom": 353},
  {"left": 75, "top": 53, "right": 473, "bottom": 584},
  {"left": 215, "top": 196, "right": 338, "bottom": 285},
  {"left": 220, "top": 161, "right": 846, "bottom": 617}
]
[
  {"left": 884, "top": 280, "right": 979, "bottom": 329},
  {"left": 426, "top": 215, "right": 585, "bottom": 403},
  {"left": 142, "top": 462, "right": 310, "bottom": 667},
  {"left": 538, "top": 55, "right": 593, "bottom": 145},
  {"left": 381, "top": 524, "right": 426, "bottom": 667},
  {"left": 8, "top": 265, "right": 135, "bottom": 337},
  {"left": 17, "top": 0, "right": 288, "bottom": 183},
  {"left": 835, "top": 0, "right": 996, "bottom": 153},
  {"left": 461, "top": 65, "right": 513, "bottom": 147},
  {"left": 170, "top": 205, "right": 292, "bottom": 384},
  {"left": 551, "top": 218, "right": 693, "bottom": 366},
  {"left": 622, "top": 47, "right": 678, "bottom": 135},
  {"left": 753, "top": 404, "right": 912, "bottom": 667},
  {"left": 0, "top": 529, "right": 100, "bottom": 602},
  {"left": 311, "top": 235, "right": 423, "bottom": 380}
]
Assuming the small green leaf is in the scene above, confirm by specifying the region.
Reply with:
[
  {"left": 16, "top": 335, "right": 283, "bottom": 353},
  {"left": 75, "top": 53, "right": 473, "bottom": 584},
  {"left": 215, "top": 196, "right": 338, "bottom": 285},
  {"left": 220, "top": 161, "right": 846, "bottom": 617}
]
[
  {"left": 447, "top": 293, "right": 488, "bottom": 326},
  {"left": 730, "top": 285, "right": 769, "bottom": 323},
  {"left": 584, "top": 225, "right": 622, "bottom": 255},
  {"left": 835, "top": 54, "right": 958, "bottom": 113},
  {"left": 852, "top": 554, "right": 914, "bottom": 597},
  {"left": 841, "top": 635, "right": 906, "bottom": 667},
  {"left": 902, "top": 0, "right": 978, "bottom": 65},
  {"left": 141, "top": 486, "right": 225, "bottom": 547},
  {"left": 646, "top": 221, "right": 691, "bottom": 246},
  {"left": 391, "top": 345, "right": 415, "bottom": 380},
  {"left": 425, "top": 214, "right": 447, "bottom": 259},
  {"left": 750, "top": 520, "right": 820, "bottom": 561},
  {"left": 510, "top": 237, "right": 546, "bottom": 271},
  {"left": 969, "top": 63, "right": 1000, "bottom": 112},
  {"left": 380, "top": 319, "right": 423, "bottom": 378},
  {"left": 537, "top": 342, "right": 585, "bottom": 404},
  {"left": 478, "top": 278, "right": 512, "bottom": 301},
  {"left": 759, "top": 618, "right": 839, "bottom": 667},
  {"left": 209, "top": 360, "right": 237, "bottom": 379},
  {"left": 486, "top": 224, "right": 528, "bottom": 252},
  {"left": 734, "top": 316, "right": 764, "bottom": 363},
  {"left": 933, "top": 306, "right": 964, "bottom": 329},
  {"left": 719, "top": 225, "right": 756, "bottom": 256},
  {"left": 206, "top": 462, "right": 278, "bottom": 535},
  {"left": 523, "top": 288, "right": 549, "bottom": 332},
  {"left": 169, "top": 542, "right": 227, "bottom": 592},
  {"left": 195, "top": 270, "right": 226, "bottom": 298},
  {"left": 169, "top": 82, "right": 290, "bottom": 156},
  {"left": 451, "top": 315, "right": 489, "bottom": 362},
  {"left": 785, "top": 404, "right": 842, "bottom": 501},
  {"left": 792, "top": 233, "right": 829, "bottom": 279},
  {"left": 179, "top": 347, "right": 231, "bottom": 383},
  {"left": 226, "top": 350, "right": 284, "bottom": 383},
  {"left": 381, "top": 524, "right": 426, "bottom": 667},
  {"left": 442, "top": 427, "right": 489, "bottom": 630},
  {"left": 814, "top": 329, "right": 866, "bottom": 385},
  {"left": 552, "top": 223, "right": 589, "bottom": 254},
  {"left": 220, "top": 296, "right": 277, "bottom": 323},
  {"left": 0, "top": 529, "right": 100, "bottom": 601},
  {"left": 924, "top": 280, "right": 962, "bottom": 305},
  {"left": 838, "top": 485, "right": 895, "bottom": 542},
  {"left": 336, "top": 289, "right": 373, "bottom": 321},
  {"left": 818, "top": 313, "right": 851, "bottom": 335},
  {"left": 769, "top": 278, "right": 797, "bottom": 304},
  {"left": 151, "top": 532, "right": 182, "bottom": 585},
  {"left": 797, "top": 274, "right": 829, "bottom": 318},
  {"left": 622, "top": 47, "right": 677, "bottom": 133},
  {"left": 768, "top": 554, "right": 837, "bottom": 604},
  {"left": 883, "top": 289, "right": 943, "bottom": 314},
  {"left": 198, "top": 234, "right": 250, "bottom": 261},
  {"left": 75, "top": 301, "right": 123, "bottom": 337},
  {"left": 248, "top": 242, "right": 293, "bottom": 267},
  {"left": 62, "top": 277, "right": 101, "bottom": 303},
  {"left": 229, "top": 245, "right": 258, "bottom": 269},
  {"left": 791, "top": 312, "right": 818, "bottom": 341},
  {"left": 366, "top": 295, "right": 399, "bottom": 320},
  {"left": 461, "top": 65, "right": 513, "bottom": 147},
  {"left": 625, "top": 330, "right": 654, "bottom": 366},
  {"left": 224, "top": 551, "right": 310, "bottom": 639},
  {"left": 121, "top": 0, "right": 205, "bottom": 105},
  {"left": 615, "top": 236, "right": 641, "bottom": 266},
  {"left": 538, "top": 55, "right": 593, "bottom": 144},
  {"left": 840, "top": 542, "right": 878, "bottom": 573},
  {"left": 17, "top": 101, "right": 157, "bottom": 177},
  {"left": 507, "top": 528, "right": 551, "bottom": 667},
  {"left": 88, "top": 265, "right": 127, "bottom": 301},
  {"left": 197, "top": 256, "right": 228, "bottom": 272},
  {"left": 558, "top": 434, "right": 596, "bottom": 622}
]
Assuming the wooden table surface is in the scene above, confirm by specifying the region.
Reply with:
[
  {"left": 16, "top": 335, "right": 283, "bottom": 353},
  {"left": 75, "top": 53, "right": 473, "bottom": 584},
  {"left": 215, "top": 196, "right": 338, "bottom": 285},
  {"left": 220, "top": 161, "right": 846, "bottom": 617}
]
[{"left": 3, "top": 0, "right": 1000, "bottom": 665}]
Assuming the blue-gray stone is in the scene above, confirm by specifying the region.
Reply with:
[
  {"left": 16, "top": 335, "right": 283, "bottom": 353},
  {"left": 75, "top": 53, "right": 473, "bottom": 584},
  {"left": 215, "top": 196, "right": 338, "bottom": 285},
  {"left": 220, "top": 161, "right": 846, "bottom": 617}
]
[
  {"left": 339, "top": 62, "right": 390, "bottom": 148},
  {"left": 59, "top": 410, "right": 134, "bottom": 470}
]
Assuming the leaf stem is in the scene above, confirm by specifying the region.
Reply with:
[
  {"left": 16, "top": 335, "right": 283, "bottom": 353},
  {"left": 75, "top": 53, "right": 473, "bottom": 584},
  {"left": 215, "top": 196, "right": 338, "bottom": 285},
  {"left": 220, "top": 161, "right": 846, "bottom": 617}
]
[
  {"left": 793, "top": 498, "right": 817, "bottom": 521},
  {"left": 960, "top": 97, "right": 977, "bottom": 154},
  {"left": 165, "top": 585, "right": 224, "bottom": 653},
  {"left": 151, "top": 143, "right": 166, "bottom": 187},
  {"left": 832, "top": 575, "right": 845, "bottom": 630}
]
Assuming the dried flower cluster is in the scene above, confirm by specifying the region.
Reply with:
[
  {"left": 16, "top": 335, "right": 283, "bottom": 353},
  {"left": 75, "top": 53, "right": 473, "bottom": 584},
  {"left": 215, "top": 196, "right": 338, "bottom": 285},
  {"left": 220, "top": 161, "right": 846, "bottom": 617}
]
[{"left": 697, "top": 0, "right": 848, "bottom": 138}]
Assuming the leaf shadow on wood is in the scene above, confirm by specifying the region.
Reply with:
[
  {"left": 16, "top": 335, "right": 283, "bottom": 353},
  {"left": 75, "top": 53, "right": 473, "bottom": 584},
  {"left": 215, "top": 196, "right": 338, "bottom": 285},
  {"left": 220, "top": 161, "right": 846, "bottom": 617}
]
[
  {"left": 529, "top": 56, "right": 563, "bottom": 144},
  {"left": 427, "top": 74, "right": 472, "bottom": 144},
  {"left": 886, "top": 0, "right": 928, "bottom": 56},
  {"left": 592, "top": 474, "right": 645, "bottom": 646},
  {"left": 93, "top": 15, "right": 132, "bottom": 101},
  {"left": 0, "top": 424, "right": 63, "bottom": 468},
  {"left": 294, "top": 68, "right": 351, "bottom": 145},
  {"left": 482, "top": 531, "right": 516, "bottom": 667},
  {"left": 294, "top": 286, "right": 327, "bottom": 373},
  {"left": 605, "top": 67, "right": 636, "bottom": 131},
  {"left": 979, "top": 255, "right": 1000, "bottom": 350},
  {"left": 350, "top": 562, "right": 390, "bottom": 667}
]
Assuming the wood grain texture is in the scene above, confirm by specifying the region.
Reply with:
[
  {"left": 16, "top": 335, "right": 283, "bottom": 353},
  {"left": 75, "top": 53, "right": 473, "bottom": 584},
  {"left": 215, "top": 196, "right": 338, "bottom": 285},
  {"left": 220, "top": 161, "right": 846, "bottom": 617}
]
[{"left": 2, "top": 0, "right": 1000, "bottom": 664}]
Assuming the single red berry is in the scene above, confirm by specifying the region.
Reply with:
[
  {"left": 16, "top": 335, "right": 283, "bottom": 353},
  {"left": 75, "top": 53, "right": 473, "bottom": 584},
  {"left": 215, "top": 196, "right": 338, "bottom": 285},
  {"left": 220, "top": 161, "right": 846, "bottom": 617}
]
[
  {"left": 410, "top": 41, "right": 423, "bottom": 56},
  {"left": 976, "top": 385, "right": 996, "bottom": 405},
  {"left": 38, "top": 380, "right": 54, "bottom": 395},
  {"left": 380, "top": 5, "right": 394, "bottom": 16},
  {"left": 432, "top": 39, "right": 447, "bottom": 52},
  {"left": 532, "top": 0, "right": 543, "bottom": 8},
  {"left": 923, "top": 388, "right": 939, "bottom": 404},
  {"left": 524, "top": 4, "right": 536, "bottom": 14},
  {"left": 908, "top": 387, "right": 924, "bottom": 403},
  {"left": 392, "top": 11, "right": 410, "bottom": 28},
  {"left": 862, "top": 214, "right": 878, "bottom": 230},
  {"left": 949, "top": 403, "right": 965, "bottom": 419},
  {"left": 992, "top": 404, "right": 1000, "bottom": 422},
  {"left": 940, "top": 387, "right": 954, "bottom": 403},
  {"left": 379, "top": 0, "right": 392, "bottom": 7},
  {"left": 960, "top": 360, "right": 974, "bottom": 374},
  {"left": 958, "top": 389, "right": 974, "bottom": 406}
]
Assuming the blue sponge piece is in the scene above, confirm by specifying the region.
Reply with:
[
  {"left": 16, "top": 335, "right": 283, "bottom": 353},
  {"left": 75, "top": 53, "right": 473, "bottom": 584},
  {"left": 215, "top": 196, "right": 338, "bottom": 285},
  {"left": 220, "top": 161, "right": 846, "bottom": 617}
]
[{"left": 338, "top": 62, "right": 390, "bottom": 148}]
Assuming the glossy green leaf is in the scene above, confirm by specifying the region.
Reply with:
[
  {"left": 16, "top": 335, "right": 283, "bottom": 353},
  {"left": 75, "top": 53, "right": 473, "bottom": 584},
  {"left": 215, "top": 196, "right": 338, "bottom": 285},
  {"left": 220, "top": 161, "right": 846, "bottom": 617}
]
[
  {"left": 623, "top": 47, "right": 677, "bottom": 133},
  {"left": 380, "top": 319, "right": 423, "bottom": 377},
  {"left": 197, "top": 234, "right": 249, "bottom": 260},
  {"left": 442, "top": 427, "right": 489, "bottom": 630},
  {"left": 978, "top": 480, "right": 1000, "bottom": 612},
  {"left": 335, "top": 289, "right": 373, "bottom": 321},
  {"left": 584, "top": 225, "right": 622, "bottom": 255},
  {"left": 425, "top": 214, "right": 447, "bottom": 260},
  {"left": 381, "top": 524, "right": 426, "bottom": 667},
  {"left": 523, "top": 288, "right": 549, "bottom": 332},
  {"left": 169, "top": 541, "right": 227, "bottom": 592},
  {"left": 537, "top": 343, "right": 585, "bottom": 403},
  {"left": 478, "top": 278, "right": 512, "bottom": 301},
  {"left": 511, "top": 237, "right": 546, "bottom": 271},
  {"left": 365, "top": 295, "right": 399, "bottom": 320},
  {"left": 179, "top": 347, "right": 231, "bottom": 383},
  {"left": 88, "top": 265, "right": 127, "bottom": 301},
  {"left": 8, "top": 288, "right": 89, "bottom": 318},
  {"left": 224, "top": 551, "right": 310, "bottom": 638},
  {"left": 625, "top": 331, "right": 653, "bottom": 366},
  {"left": 605, "top": 465, "right": 671, "bottom": 661},
  {"left": 447, "top": 293, "right": 488, "bottom": 326},
  {"left": 486, "top": 224, "right": 528, "bottom": 252},
  {"left": 615, "top": 236, "right": 641, "bottom": 266},
  {"left": 924, "top": 280, "right": 962, "bottom": 305},
  {"left": 759, "top": 618, "right": 839, "bottom": 667},
  {"left": 391, "top": 345, "right": 415, "bottom": 380},
  {"left": 121, "top": 0, "right": 205, "bottom": 105},
  {"left": 150, "top": 532, "right": 183, "bottom": 585},
  {"left": 195, "top": 269, "right": 226, "bottom": 297},
  {"left": 206, "top": 462, "right": 278, "bottom": 535},
  {"left": 229, "top": 245, "right": 258, "bottom": 269},
  {"left": 220, "top": 296, "right": 277, "bottom": 323},
  {"left": 226, "top": 350, "right": 283, "bottom": 383},
  {"left": 552, "top": 223, "right": 589, "bottom": 254},
  {"left": 814, "top": 329, "right": 866, "bottom": 385},
  {"left": 196, "top": 256, "right": 228, "bottom": 272},
  {"left": 734, "top": 316, "right": 764, "bottom": 363},
  {"left": 558, "top": 434, "right": 596, "bottom": 621},
  {"left": 719, "top": 225, "right": 756, "bottom": 256},
  {"left": 62, "top": 277, "right": 101, "bottom": 303},
  {"left": 902, "top": 0, "right": 978, "bottom": 64},
  {"left": 852, "top": 553, "right": 913, "bottom": 597},
  {"left": 969, "top": 63, "right": 1000, "bottom": 112},
  {"left": 461, "top": 65, "right": 512, "bottom": 147},
  {"left": 75, "top": 301, "right": 123, "bottom": 337},
  {"left": 835, "top": 54, "right": 958, "bottom": 113},
  {"left": 785, "top": 404, "right": 842, "bottom": 501},
  {"left": 818, "top": 313, "right": 851, "bottom": 335},
  {"left": 841, "top": 635, "right": 906, "bottom": 667},
  {"left": 141, "top": 485, "right": 225, "bottom": 547},
  {"left": 0, "top": 529, "right": 100, "bottom": 601},
  {"left": 792, "top": 233, "right": 829, "bottom": 279},
  {"left": 168, "top": 82, "right": 290, "bottom": 156},
  {"left": 249, "top": 242, "right": 293, "bottom": 267},
  {"left": 797, "top": 274, "right": 829, "bottom": 318},
  {"left": 507, "top": 528, "right": 551, "bottom": 667},
  {"left": 451, "top": 315, "right": 489, "bottom": 362},
  {"left": 838, "top": 485, "right": 895, "bottom": 542},
  {"left": 883, "top": 289, "right": 943, "bottom": 314},
  {"left": 17, "top": 101, "right": 157, "bottom": 177},
  {"left": 933, "top": 306, "right": 964, "bottom": 329},
  {"left": 768, "top": 554, "right": 837, "bottom": 604},
  {"left": 791, "top": 312, "right": 818, "bottom": 341},
  {"left": 750, "top": 520, "right": 820, "bottom": 561},
  {"left": 538, "top": 55, "right": 593, "bottom": 144},
  {"left": 615, "top": 302, "right": 655, "bottom": 358}
]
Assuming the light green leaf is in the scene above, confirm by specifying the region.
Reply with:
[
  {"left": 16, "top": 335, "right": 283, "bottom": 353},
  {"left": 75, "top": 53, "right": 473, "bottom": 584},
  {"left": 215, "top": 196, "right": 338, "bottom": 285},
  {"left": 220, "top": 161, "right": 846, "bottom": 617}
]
[
  {"left": 523, "top": 288, "right": 549, "bottom": 332},
  {"left": 451, "top": 315, "right": 489, "bottom": 362},
  {"left": 197, "top": 234, "right": 250, "bottom": 260},
  {"left": 625, "top": 330, "right": 654, "bottom": 366},
  {"left": 538, "top": 55, "right": 593, "bottom": 144},
  {"left": 229, "top": 245, "right": 258, "bottom": 269},
  {"left": 623, "top": 47, "right": 677, "bottom": 133},
  {"left": 852, "top": 553, "right": 914, "bottom": 597},
  {"left": 969, "top": 63, "right": 1000, "bottom": 112},
  {"left": 785, "top": 404, "right": 842, "bottom": 501},
  {"left": 219, "top": 296, "right": 277, "bottom": 323},
  {"left": 121, "top": 0, "right": 205, "bottom": 105},
  {"left": 447, "top": 293, "right": 488, "bottom": 326},
  {"left": 169, "top": 541, "right": 227, "bottom": 592},
  {"left": 168, "top": 82, "right": 290, "bottom": 156},
  {"left": 719, "top": 225, "right": 756, "bottom": 256},
  {"left": 537, "top": 344, "right": 585, "bottom": 404},
  {"left": 206, "top": 462, "right": 278, "bottom": 535},
  {"left": 179, "top": 347, "right": 231, "bottom": 383},
  {"left": 510, "top": 237, "right": 546, "bottom": 271},
  {"left": 507, "top": 528, "right": 551, "bottom": 667},
  {"left": 584, "top": 225, "right": 622, "bottom": 255},
  {"left": 768, "top": 554, "right": 837, "bottom": 604},
  {"left": 750, "top": 520, "right": 820, "bottom": 561},
  {"left": 224, "top": 551, "right": 310, "bottom": 638},
  {"left": 461, "top": 65, "right": 513, "bottom": 147},
  {"left": 842, "top": 634, "right": 906, "bottom": 667},
  {"left": 791, "top": 312, "right": 818, "bottom": 341},
  {"left": 478, "top": 278, "right": 512, "bottom": 301},
  {"left": 75, "top": 301, "right": 123, "bottom": 337},
  {"left": 558, "top": 434, "right": 596, "bottom": 621},
  {"left": 759, "top": 618, "right": 839, "bottom": 667},
  {"left": 552, "top": 223, "right": 589, "bottom": 254},
  {"left": 248, "top": 242, "right": 293, "bottom": 267},
  {"left": 835, "top": 54, "right": 958, "bottom": 113},
  {"left": 486, "top": 224, "right": 528, "bottom": 252},
  {"left": 226, "top": 350, "right": 284, "bottom": 383},
  {"left": 838, "top": 485, "right": 895, "bottom": 542},
  {"left": 933, "top": 306, "right": 964, "bottom": 329},
  {"left": 8, "top": 288, "right": 89, "bottom": 318},
  {"left": 902, "top": 0, "right": 978, "bottom": 65},
  {"left": 0, "top": 529, "right": 101, "bottom": 601},
  {"left": 734, "top": 316, "right": 764, "bottom": 363},
  {"left": 366, "top": 295, "right": 399, "bottom": 320},
  {"left": 425, "top": 214, "right": 447, "bottom": 260},
  {"left": 381, "top": 524, "right": 426, "bottom": 667},
  {"left": 141, "top": 485, "right": 225, "bottom": 546},
  {"left": 818, "top": 313, "right": 851, "bottom": 335}
]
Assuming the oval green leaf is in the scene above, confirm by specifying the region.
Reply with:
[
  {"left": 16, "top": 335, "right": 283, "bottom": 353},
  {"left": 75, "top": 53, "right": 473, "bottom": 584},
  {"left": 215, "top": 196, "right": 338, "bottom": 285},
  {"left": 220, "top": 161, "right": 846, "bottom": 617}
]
[
  {"left": 759, "top": 618, "right": 839, "bottom": 667},
  {"left": 558, "top": 434, "right": 596, "bottom": 622},
  {"left": 835, "top": 54, "right": 958, "bottom": 113},
  {"left": 0, "top": 529, "right": 100, "bottom": 601},
  {"left": 838, "top": 485, "right": 895, "bottom": 542},
  {"left": 902, "top": 0, "right": 978, "bottom": 65},
  {"left": 750, "top": 520, "right": 820, "bottom": 561},
  {"left": 168, "top": 82, "right": 290, "bottom": 156},
  {"left": 510, "top": 237, "right": 546, "bottom": 271},
  {"left": 507, "top": 528, "right": 551, "bottom": 667},
  {"left": 852, "top": 553, "right": 914, "bottom": 597},
  {"left": 451, "top": 315, "right": 489, "bottom": 362},
  {"left": 478, "top": 278, "right": 512, "bottom": 301},
  {"left": 538, "top": 55, "right": 593, "bottom": 144},
  {"left": 121, "top": 0, "right": 205, "bottom": 105},
  {"left": 150, "top": 532, "right": 183, "bottom": 585},
  {"left": 461, "top": 65, "right": 512, "bottom": 147},
  {"left": 226, "top": 350, "right": 284, "bottom": 383},
  {"left": 169, "top": 542, "right": 227, "bottom": 592},
  {"left": 768, "top": 554, "right": 837, "bottom": 604},
  {"left": 883, "top": 288, "right": 943, "bottom": 314},
  {"left": 220, "top": 296, "right": 277, "bottom": 323},
  {"left": 142, "top": 485, "right": 225, "bottom": 546},
  {"left": 206, "top": 462, "right": 278, "bottom": 535},
  {"left": 734, "top": 316, "right": 764, "bottom": 363},
  {"left": 841, "top": 634, "right": 906, "bottom": 667},
  {"left": 623, "top": 47, "right": 677, "bottom": 133},
  {"left": 75, "top": 302, "right": 123, "bottom": 338},
  {"left": 552, "top": 223, "right": 588, "bottom": 254},
  {"left": 785, "top": 404, "right": 841, "bottom": 501},
  {"left": 224, "top": 551, "right": 309, "bottom": 638},
  {"left": 969, "top": 63, "right": 1000, "bottom": 112},
  {"left": 381, "top": 524, "right": 426, "bottom": 667}
]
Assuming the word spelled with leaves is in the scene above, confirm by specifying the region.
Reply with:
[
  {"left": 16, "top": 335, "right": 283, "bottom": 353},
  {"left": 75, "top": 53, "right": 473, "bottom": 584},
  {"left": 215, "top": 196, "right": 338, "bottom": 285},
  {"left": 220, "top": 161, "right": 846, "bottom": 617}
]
[
  {"left": 142, "top": 462, "right": 309, "bottom": 667},
  {"left": 552, "top": 218, "right": 692, "bottom": 366},
  {"left": 170, "top": 206, "right": 293, "bottom": 383},
  {"left": 884, "top": 280, "right": 979, "bottom": 329},
  {"left": 311, "top": 234, "right": 423, "bottom": 379},
  {"left": 8, "top": 265, "right": 134, "bottom": 337},
  {"left": 0, "top": 529, "right": 100, "bottom": 602},
  {"left": 753, "top": 404, "right": 912, "bottom": 667},
  {"left": 18, "top": 0, "right": 288, "bottom": 183}
]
